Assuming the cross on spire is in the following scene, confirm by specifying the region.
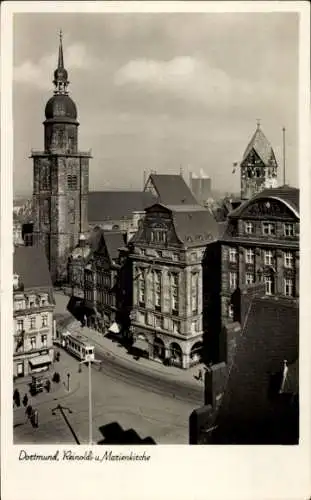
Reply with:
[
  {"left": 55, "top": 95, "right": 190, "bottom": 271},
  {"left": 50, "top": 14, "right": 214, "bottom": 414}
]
[{"left": 256, "top": 118, "right": 261, "bottom": 129}]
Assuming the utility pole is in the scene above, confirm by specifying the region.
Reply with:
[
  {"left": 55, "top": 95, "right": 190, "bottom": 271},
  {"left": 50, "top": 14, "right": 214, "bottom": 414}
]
[
  {"left": 282, "top": 127, "right": 286, "bottom": 185},
  {"left": 79, "top": 354, "right": 101, "bottom": 445}
]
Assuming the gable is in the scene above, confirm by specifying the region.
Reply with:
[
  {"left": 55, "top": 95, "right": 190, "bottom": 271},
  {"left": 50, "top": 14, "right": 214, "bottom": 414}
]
[{"left": 236, "top": 198, "right": 299, "bottom": 221}]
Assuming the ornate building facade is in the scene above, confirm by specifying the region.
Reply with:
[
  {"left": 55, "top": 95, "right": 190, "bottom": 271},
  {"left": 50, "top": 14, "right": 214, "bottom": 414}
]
[
  {"left": 220, "top": 186, "right": 299, "bottom": 326},
  {"left": 31, "top": 33, "right": 91, "bottom": 283},
  {"left": 129, "top": 202, "right": 219, "bottom": 369},
  {"left": 13, "top": 246, "right": 55, "bottom": 378}
]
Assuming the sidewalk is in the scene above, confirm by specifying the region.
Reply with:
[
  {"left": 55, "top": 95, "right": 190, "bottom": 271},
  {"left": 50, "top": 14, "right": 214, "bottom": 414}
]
[
  {"left": 13, "top": 351, "right": 81, "bottom": 412},
  {"left": 67, "top": 320, "right": 205, "bottom": 389}
]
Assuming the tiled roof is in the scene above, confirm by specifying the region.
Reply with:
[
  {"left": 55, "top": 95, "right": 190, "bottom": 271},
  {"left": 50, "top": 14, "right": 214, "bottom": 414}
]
[
  {"left": 214, "top": 296, "right": 298, "bottom": 440},
  {"left": 104, "top": 232, "right": 126, "bottom": 261},
  {"left": 148, "top": 174, "right": 198, "bottom": 205},
  {"left": 171, "top": 206, "right": 220, "bottom": 247},
  {"left": 242, "top": 126, "right": 277, "bottom": 166},
  {"left": 14, "top": 245, "right": 53, "bottom": 290},
  {"left": 88, "top": 191, "right": 156, "bottom": 223},
  {"left": 229, "top": 185, "right": 299, "bottom": 218},
  {"left": 88, "top": 228, "right": 125, "bottom": 261}
]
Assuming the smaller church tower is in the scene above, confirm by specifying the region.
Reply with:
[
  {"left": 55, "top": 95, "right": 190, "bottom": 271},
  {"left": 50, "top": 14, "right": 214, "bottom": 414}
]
[
  {"left": 31, "top": 32, "right": 91, "bottom": 284},
  {"left": 240, "top": 121, "right": 278, "bottom": 200}
]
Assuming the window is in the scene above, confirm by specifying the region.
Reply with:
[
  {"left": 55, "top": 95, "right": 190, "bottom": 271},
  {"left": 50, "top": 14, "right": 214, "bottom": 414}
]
[
  {"left": 151, "top": 229, "right": 167, "bottom": 244},
  {"left": 191, "top": 252, "right": 197, "bottom": 262},
  {"left": 41, "top": 314, "right": 48, "bottom": 327},
  {"left": 137, "top": 311, "right": 146, "bottom": 324},
  {"left": 67, "top": 175, "right": 78, "bottom": 190},
  {"left": 17, "top": 363, "right": 24, "bottom": 376},
  {"left": 191, "top": 273, "right": 199, "bottom": 314},
  {"left": 14, "top": 300, "right": 24, "bottom": 311},
  {"left": 264, "top": 276, "right": 274, "bottom": 295},
  {"left": 191, "top": 320, "right": 198, "bottom": 333},
  {"left": 245, "top": 273, "right": 254, "bottom": 285},
  {"left": 284, "top": 252, "right": 294, "bottom": 269},
  {"left": 155, "top": 316, "right": 163, "bottom": 329},
  {"left": 229, "top": 248, "right": 237, "bottom": 263},
  {"left": 40, "top": 295, "right": 48, "bottom": 306},
  {"left": 30, "top": 317, "right": 36, "bottom": 329},
  {"left": 228, "top": 303, "right": 234, "bottom": 320},
  {"left": 284, "top": 278, "right": 294, "bottom": 297},
  {"left": 138, "top": 270, "right": 145, "bottom": 306},
  {"left": 154, "top": 271, "right": 161, "bottom": 310},
  {"left": 229, "top": 271, "right": 237, "bottom": 290},
  {"left": 245, "top": 222, "right": 254, "bottom": 234},
  {"left": 30, "top": 337, "right": 36, "bottom": 350},
  {"left": 41, "top": 334, "right": 47, "bottom": 347},
  {"left": 245, "top": 248, "right": 254, "bottom": 264},
  {"left": 262, "top": 222, "right": 275, "bottom": 236},
  {"left": 172, "top": 253, "right": 179, "bottom": 262},
  {"left": 284, "top": 223, "right": 295, "bottom": 237},
  {"left": 17, "top": 319, "right": 24, "bottom": 333},
  {"left": 68, "top": 199, "right": 75, "bottom": 224},
  {"left": 172, "top": 320, "right": 180, "bottom": 334},
  {"left": 264, "top": 250, "right": 273, "bottom": 266},
  {"left": 171, "top": 273, "right": 179, "bottom": 314}
]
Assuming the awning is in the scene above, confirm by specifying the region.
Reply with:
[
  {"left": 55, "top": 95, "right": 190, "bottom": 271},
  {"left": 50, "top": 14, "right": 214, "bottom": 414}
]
[
  {"left": 108, "top": 322, "right": 121, "bottom": 334},
  {"left": 29, "top": 355, "right": 51, "bottom": 367},
  {"left": 132, "top": 338, "right": 149, "bottom": 352}
]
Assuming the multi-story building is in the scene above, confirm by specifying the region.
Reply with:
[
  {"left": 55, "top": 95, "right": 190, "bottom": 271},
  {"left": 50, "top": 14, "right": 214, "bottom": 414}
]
[
  {"left": 220, "top": 185, "right": 299, "bottom": 326},
  {"left": 13, "top": 246, "right": 55, "bottom": 378},
  {"left": 129, "top": 202, "right": 219, "bottom": 369},
  {"left": 31, "top": 33, "right": 91, "bottom": 283}
]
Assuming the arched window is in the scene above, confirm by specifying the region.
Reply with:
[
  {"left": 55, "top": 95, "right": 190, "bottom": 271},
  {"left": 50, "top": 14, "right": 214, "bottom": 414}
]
[{"left": 68, "top": 199, "right": 75, "bottom": 224}]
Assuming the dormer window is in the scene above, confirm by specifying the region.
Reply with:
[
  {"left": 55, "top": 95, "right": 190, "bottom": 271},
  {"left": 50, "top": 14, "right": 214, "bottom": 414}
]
[
  {"left": 151, "top": 229, "right": 167, "bottom": 244},
  {"left": 284, "top": 223, "right": 295, "bottom": 237},
  {"left": 244, "top": 221, "right": 254, "bottom": 234},
  {"left": 262, "top": 222, "right": 275, "bottom": 236}
]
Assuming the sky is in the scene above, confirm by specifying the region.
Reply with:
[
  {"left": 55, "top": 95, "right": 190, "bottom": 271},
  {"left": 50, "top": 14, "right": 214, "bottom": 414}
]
[{"left": 13, "top": 12, "right": 299, "bottom": 196}]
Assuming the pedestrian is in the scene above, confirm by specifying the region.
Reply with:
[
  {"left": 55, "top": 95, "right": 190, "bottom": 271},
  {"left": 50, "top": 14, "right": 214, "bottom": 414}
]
[
  {"left": 22, "top": 394, "right": 28, "bottom": 407},
  {"left": 32, "top": 409, "right": 39, "bottom": 428},
  {"left": 198, "top": 369, "right": 203, "bottom": 381},
  {"left": 13, "top": 389, "right": 21, "bottom": 407},
  {"left": 25, "top": 404, "right": 33, "bottom": 423},
  {"left": 46, "top": 379, "right": 51, "bottom": 393}
]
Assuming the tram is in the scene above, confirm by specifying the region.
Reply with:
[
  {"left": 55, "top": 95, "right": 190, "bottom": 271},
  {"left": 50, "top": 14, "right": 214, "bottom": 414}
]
[{"left": 61, "top": 331, "right": 95, "bottom": 362}]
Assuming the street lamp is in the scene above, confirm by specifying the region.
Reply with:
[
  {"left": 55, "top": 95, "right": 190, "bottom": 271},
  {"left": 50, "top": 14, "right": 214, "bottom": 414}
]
[{"left": 79, "top": 353, "right": 101, "bottom": 445}]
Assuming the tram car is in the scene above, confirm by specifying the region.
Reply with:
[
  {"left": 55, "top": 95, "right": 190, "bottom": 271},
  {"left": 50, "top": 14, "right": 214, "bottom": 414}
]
[{"left": 61, "top": 331, "right": 95, "bottom": 362}]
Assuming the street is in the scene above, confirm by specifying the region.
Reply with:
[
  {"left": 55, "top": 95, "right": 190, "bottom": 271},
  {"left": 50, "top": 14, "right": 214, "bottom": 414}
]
[
  {"left": 14, "top": 350, "right": 197, "bottom": 444},
  {"left": 13, "top": 292, "right": 202, "bottom": 444}
]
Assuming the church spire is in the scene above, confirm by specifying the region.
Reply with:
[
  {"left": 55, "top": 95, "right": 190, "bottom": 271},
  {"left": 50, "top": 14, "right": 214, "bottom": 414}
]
[{"left": 53, "top": 30, "right": 69, "bottom": 95}]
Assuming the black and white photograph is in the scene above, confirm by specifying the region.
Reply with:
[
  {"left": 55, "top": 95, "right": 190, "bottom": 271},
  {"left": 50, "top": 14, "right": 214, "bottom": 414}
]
[{"left": 1, "top": 1, "right": 311, "bottom": 500}]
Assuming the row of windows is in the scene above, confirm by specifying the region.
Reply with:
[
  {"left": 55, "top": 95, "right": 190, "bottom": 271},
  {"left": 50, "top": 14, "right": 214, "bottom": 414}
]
[
  {"left": 16, "top": 334, "right": 48, "bottom": 351},
  {"left": 228, "top": 271, "right": 295, "bottom": 297},
  {"left": 150, "top": 229, "right": 167, "bottom": 244},
  {"left": 244, "top": 221, "right": 295, "bottom": 237},
  {"left": 136, "top": 313, "right": 200, "bottom": 334},
  {"left": 67, "top": 175, "right": 78, "bottom": 190},
  {"left": 229, "top": 248, "right": 295, "bottom": 268},
  {"left": 16, "top": 315, "right": 48, "bottom": 332},
  {"left": 137, "top": 269, "right": 179, "bottom": 313}
]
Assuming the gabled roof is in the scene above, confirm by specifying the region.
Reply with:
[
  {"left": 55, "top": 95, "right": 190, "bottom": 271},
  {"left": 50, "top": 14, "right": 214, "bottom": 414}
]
[
  {"left": 88, "top": 228, "right": 125, "bottom": 261},
  {"left": 242, "top": 125, "right": 277, "bottom": 166},
  {"left": 229, "top": 185, "right": 299, "bottom": 219},
  {"left": 88, "top": 191, "right": 156, "bottom": 223},
  {"left": 14, "top": 245, "right": 53, "bottom": 290},
  {"left": 214, "top": 296, "right": 298, "bottom": 441},
  {"left": 146, "top": 174, "right": 199, "bottom": 205},
  {"left": 104, "top": 232, "right": 126, "bottom": 261}
]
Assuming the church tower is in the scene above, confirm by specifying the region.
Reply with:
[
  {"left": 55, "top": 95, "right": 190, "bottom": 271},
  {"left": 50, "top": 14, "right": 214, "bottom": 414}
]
[
  {"left": 240, "top": 122, "right": 278, "bottom": 200},
  {"left": 32, "top": 32, "right": 91, "bottom": 284}
]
